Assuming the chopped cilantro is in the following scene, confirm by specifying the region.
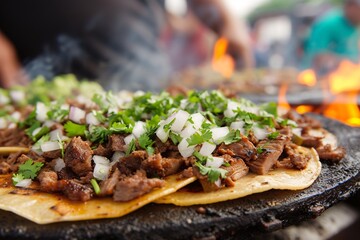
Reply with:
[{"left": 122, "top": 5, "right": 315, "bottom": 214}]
[
  {"left": 219, "top": 129, "right": 242, "bottom": 145},
  {"left": 25, "top": 122, "right": 50, "bottom": 142},
  {"left": 125, "top": 139, "right": 136, "bottom": 156},
  {"left": 194, "top": 161, "right": 228, "bottom": 183},
  {"left": 169, "top": 132, "right": 182, "bottom": 145},
  {"left": 85, "top": 125, "right": 111, "bottom": 143},
  {"left": 64, "top": 121, "right": 86, "bottom": 137},
  {"left": 57, "top": 133, "right": 65, "bottom": 158},
  {"left": 256, "top": 147, "right": 265, "bottom": 154},
  {"left": 138, "top": 133, "right": 154, "bottom": 155},
  {"left": 90, "top": 179, "right": 100, "bottom": 195},
  {"left": 187, "top": 129, "right": 212, "bottom": 146},
  {"left": 12, "top": 160, "right": 44, "bottom": 185},
  {"left": 163, "top": 118, "right": 175, "bottom": 132},
  {"left": 267, "top": 131, "right": 280, "bottom": 140}
]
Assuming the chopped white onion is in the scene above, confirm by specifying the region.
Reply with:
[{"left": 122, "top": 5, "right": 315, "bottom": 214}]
[
  {"left": 32, "top": 127, "right": 42, "bottom": 137},
  {"left": 93, "top": 163, "right": 111, "bottom": 181},
  {"left": 10, "top": 90, "right": 25, "bottom": 103},
  {"left": 190, "top": 113, "right": 205, "bottom": 129},
  {"left": 199, "top": 142, "right": 216, "bottom": 156},
  {"left": 292, "top": 128, "right": 302, "bottom": 136},
  {"left": 49, "top": 129, "right": 63, "bottom": 141},
  {"left": 54, "top": 158, "right": 66, "bottom": 172},
  {"left": 86, "top": 112, "right": 100, "bottom": 125},
  {"left": 308, "top": 129, "right": 324, "bottom": 138},
  {"left": 11, "top": 111, "right": 21, "bottom": 122},
  {"left": 93, "top": 155, "right": 110, "bottom": 165},
  {"left": 8, "top": 123, "right": 16, "bottom": 129},
  {"left": 171, "top": 110, "right": 190, "bottom": 133},
  {"left": 31, "top": 145, "right": 43, "bottom": 156},
  {"left": 230, "top": 121, "right": 245, "bottom": 134},
  {"left": 224, "top": 101, "right": 238, "bottom": 118},
  {"left": 205, "top": 156, "right": 224, "bottom": 168},
  {"left": 0, "top": 118, "right": 7, "bottom": 129},
  {"left": 0, "top": 93, "right": 10, "bottom": 105},
  {"left": 43, "top": 120, "right": 55, "bottom": 128},
  {"left": 321, "top": 132, "right": 337, "bottom": 150},
  {"left": 124, "top": 134, "right": 136, "bottom": 146},
  {"left": 41, "top": 141, "right": 61, "bottom": 152},
  {"left": 253, "top": 127, "right": 268, "bottom": 140},
  {"left": 180, "top": 99, "right": 188, "bottom": 109},
  {"left": 69, "top": 106, "right": 86, "bottom": 124},
  {"left": 111, "top": 151, "right": 125, "bottom": 163},
  {"left": 15, "top": 179, "right": 32, "bottom": 188},
  {"left": 178, "top": 138, "right": 195, "bottom": 157},
  {"left": 36, "top": 102, "right": 48, "bottom": 122},
  {"left": 211, "top": 127, "right": 230, "bottom": 144},
  {"left": 241, "top": 105, "right": 259, "bottom": 114},
  {"left": 156, "top": 122, "right": 169, "bottom": 143},
  {"left": 132, "top": 121, "right": 146, "bottom": 138},
  {"left": 180, "top": 125, "right": 196, "bottom": 139},
  {"left": 214, "top": 178, "right": 222, "bottom": 187}
]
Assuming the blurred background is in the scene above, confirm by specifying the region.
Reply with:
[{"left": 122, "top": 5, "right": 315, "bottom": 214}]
[{"left": 0, "top": 0, "right": 359, "bottom": 238}]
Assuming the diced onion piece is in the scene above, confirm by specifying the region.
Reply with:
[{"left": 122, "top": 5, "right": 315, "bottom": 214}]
[
  {"left": 36, "top": 102, "right": 48, "bottom": 122},
  {"left": 11, "top": 111, "right": 21, "bottom": 121},
  {"left": 199, "top": 142, "right": 216, "bottom": 156},
  {"left": 54, "top": 158, "right": 65, "bottom": 172},
  {"left": 10, "top": 90, "right": 25, "bottom": 103},
  {"left": 171, "top": 110, "right": 190, "bottom": 133},
  {"left": 31, "top": 145, "right": 43, "bottom": 156},
  {"left": 205, "top": 157, "right": 224, "bottom": 168},
  {"left": 308, "top": 129, "right": 324, "bottom": 138},
  {"left": 43, "top": 120, "right": 55, "bottom": 128},
  {"left": 111, "top": 151, "right": 125, "bottom": 166},
  {"left": 93, "top": 155, "right": 110, "bottom": 165},
  {"left": 178, "top": 138, "right": 195, "bottom": 157},
  {"left": 224, "top": 101, "right": 238, "bottom": 118},
  {"left": 180, "top": 125, "right": 196, "bottom": 139},
  {"left": 0, "top": 118, "right": 7, "bottom": 129},
  {"left": 156, "top": 123, "right": 169, "bottom": 143},
  {"left": 15, "top": 179, "right": 32, "bottom": 188},
  {"left": 86, "top": 112, "right": 100, "bottom": 125},
  {"left": 292, "top": 128, "right": 302, "bottom": 137},
  {"left": 132, "top": 121, "right": 146, "bottom": 138},
  {"left": 93, "top": 163, "right": 111, "bottom": 181},
  {"left": 32, "top": 127, "right": 42, "bottom": 137},
  {"left": 321, "top": 132, "right": 337, "bottom": 150},
  {"left": 241, "top": 105, "right": 259, "bottom": 114},
  {"left": 0, "top": 93, "right": 10, "bottom": 105},
  {"left": 253, "top": 127, "right": 268, "bottom": 140},
  {"left": 41, "top": 141, "right": 61, "bottom": 152},
  {"left": 69, "top": 106, "right": 86, "bottom": 124},
  {"left": 8, "top": 123, "right": 16, "bottom": 129},
  {"left": 124, "top": 134, "right": 136, "bottom": 146},
  {"left": 190, "top": 113, "right": 205, "bottom": 129},
  {"left": 230, "top": 121, "right": 245, "bottom": 134},
  {"left": 214, "top": 178, "right": 222, "bottom": 187},
  {"left": 180, "top": 99, "right": 188, "bottom": 109},
  {"left": 211, "top": 127, "right": 229, "bottom": 144},
  {"left": 49, "top": 129, "right": 63, "bottom": 141}
]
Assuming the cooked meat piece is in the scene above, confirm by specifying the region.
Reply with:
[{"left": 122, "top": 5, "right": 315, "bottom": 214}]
[
  {"left": 248, "top": 137, "right": 289, "bottom": 175},
  {"left": 57, "top": 167, "right": 77, "bottom": 180},
  {"left": 316, "top": 145, "right": 346, "bottom": 163},
  {"left": 37, "top": 168, "right": 59, "bottom": 192},
  {"left": 193, "top": 166, "right": 221, "bottom": 192},
  {"left": 0, "top": 162, "right": 12, "bottom": 174},
  {"left": 113, "top": 170, "right": 165, "bottom": 201},
  {"left": 119, "top": 150, "right": 147, "bottom": 174},
  {"left": 92, "top": 144, "right": 112, "bottom": 158},
  {"left": 179, "top": 167, "right": 194, "bottom": 179},
  {"left": 80, "top": 172, "right": 94, "bottom": 184},
  {"left": 217, "top": 137, "right": 256, "bottom": 161},
  {"left": 141, "top": 153, "right": 185, "bottom": 177},
  {"left": 59, "top": 179, "right": 93, "bottom": 202},
  {"left": 282, "top": 110, "right": 322, "bottom": 129},
  {"left": 108, "top": 134, "right": 126, "bottom": 152},
  {"left": 222, "top": 155, "right": 249, "bottom": 187},
  {"left": 247, "top": 131, "right": 259, "bottom": 146},
  {"left": 64, "top": 137, "right": 93, "bottom": 177},
  {"left": 275, "top": 157, "right": 294, "bottom": 169},
  {"left": 301, "top": 135, "right": 323, "bottom": 148},
  {"left": 154, "top": 139, "right": 178, "bottom": 154},
  {"left": 99, "top": 168, "right": 121, "bottom": 196},
  {"left": 279, "top": 126, "right": 293, "bottom": 139},
  {"left": 42, "top": 149, "right": 62, "bottom": 159},
  {"left": 284, "top": 144, "right": 309, "bottom": 169},
  {"left": 0, "top": 128, "right": 31, "bottom": 147}
]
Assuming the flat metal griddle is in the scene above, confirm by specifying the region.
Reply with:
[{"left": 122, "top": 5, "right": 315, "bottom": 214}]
[{"left": 0, "top": 115, "right": 359, "bottom": 240}]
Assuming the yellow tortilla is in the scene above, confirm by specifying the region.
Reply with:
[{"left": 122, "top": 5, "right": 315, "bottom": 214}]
[
  {"left": 155, "top": 147, "right": 321, "bottom": 206},
  {"left": 0, "top": 173, "right": 196, "bottom": 224},
  {"left": 0, "top": 147, "right": 29, "bottom": 154}
]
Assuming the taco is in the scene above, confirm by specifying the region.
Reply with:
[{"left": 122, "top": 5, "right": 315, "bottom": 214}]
[{"left": 0, "top": 85, "right": 345, "bottom": 223}]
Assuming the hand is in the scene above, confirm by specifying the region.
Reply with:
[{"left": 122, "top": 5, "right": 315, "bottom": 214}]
[{"left": 0, "top": 32, "right": 27, "bottom": 88}]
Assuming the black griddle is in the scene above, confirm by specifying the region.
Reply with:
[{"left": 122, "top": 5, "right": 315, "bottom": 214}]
[{"left": 0, "top": 115, "right": 359, "bottom": 240}]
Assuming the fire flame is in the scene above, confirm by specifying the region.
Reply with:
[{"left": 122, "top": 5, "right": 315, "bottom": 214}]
[
  {"left": 280, "top": 60, "right": 360, "bottom": 127},
  {"left": 212, "top": 38, "right": 235, "bottom": 78}
]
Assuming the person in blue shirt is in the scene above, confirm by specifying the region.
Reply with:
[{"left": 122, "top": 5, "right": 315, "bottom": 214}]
[{"left": 302, "top": 0, "right": 360, "bottom": 71}]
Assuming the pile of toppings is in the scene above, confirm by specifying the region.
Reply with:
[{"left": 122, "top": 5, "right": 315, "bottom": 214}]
[{"left": 0, "top": 82, "right": 346, "bottom": 202}]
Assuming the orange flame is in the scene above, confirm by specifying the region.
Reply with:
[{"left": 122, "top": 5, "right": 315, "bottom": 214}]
[
  {"left": 282, "top": 60, "right": 360, "bottom": 127},
  {"left": 278, "top": 83, "right": 291, "bottom": 110},
  {"left": 212, "top": 38, "right": 235, "bottom": 78},
  {"left": 297, "top": 69, "right": 317, "bottom": 87}
]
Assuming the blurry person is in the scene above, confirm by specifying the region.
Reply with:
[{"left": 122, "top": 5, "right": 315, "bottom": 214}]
[
  {"left": 302, "top": 0, "right": 360, "bottom": 72},
  {"left": 0, "top": 0, "right": 253, "bottom": 90}
]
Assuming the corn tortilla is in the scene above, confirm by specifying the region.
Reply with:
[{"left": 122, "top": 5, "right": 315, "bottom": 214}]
[
  {"left": 0, "top": 173, "right": 196, "bottom": 224},
  {"left": 155, "top": 147, "right": 321, "bottom": 206}
]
